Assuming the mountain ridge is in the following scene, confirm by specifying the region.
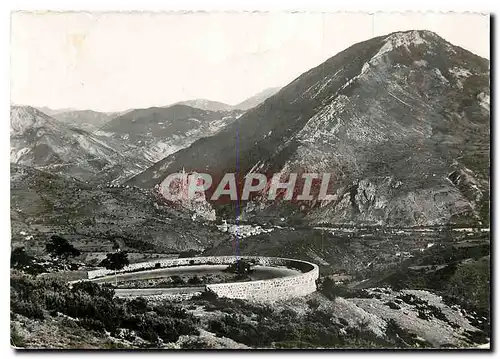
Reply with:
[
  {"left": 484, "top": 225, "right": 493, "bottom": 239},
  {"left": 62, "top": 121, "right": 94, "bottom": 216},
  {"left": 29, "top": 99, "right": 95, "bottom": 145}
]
[
  {"left": 125, "top": 30, "right": 490, "bottom": 227},
  {"left": 10, "top": 106, "right": 149, "bottom": 183}
]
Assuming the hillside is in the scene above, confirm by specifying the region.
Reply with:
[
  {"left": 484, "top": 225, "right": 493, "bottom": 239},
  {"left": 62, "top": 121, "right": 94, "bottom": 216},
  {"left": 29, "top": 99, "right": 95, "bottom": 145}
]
[
  {"left": 10, "top": 164, "right": 230, "bottom": 255},
  {"left": 97, "top": 104, "right": 242, "bottom": 163},
  {"left": 126, "top": 30, "right": 490, "bottom": 227},
  {"left": 233, "top": 87, "right": 281, "bottom": 111},
  {"left": 10, "top": 106, "right": 149, "bottom": 183},
  {"left": 51, "top": 109, "right": 114, "bottom": 132},
  {"left": 175, "top": 99, "right": 233, "bottom": 112}
]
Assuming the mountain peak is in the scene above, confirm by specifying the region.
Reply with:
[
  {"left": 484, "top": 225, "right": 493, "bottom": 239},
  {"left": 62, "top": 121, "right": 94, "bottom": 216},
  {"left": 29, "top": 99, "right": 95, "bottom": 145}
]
[
  {"left": 127, "top": 31, "right": 489, "bottom": 227},
  {"left": 10, "top": 105, "right": 54, "bottom": 136}
]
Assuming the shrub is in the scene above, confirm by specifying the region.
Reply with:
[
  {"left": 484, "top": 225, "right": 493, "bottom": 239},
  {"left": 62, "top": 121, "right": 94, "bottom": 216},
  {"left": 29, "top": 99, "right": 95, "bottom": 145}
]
[
  {"left": 385, "top": 301, "right": 401, "bottom": 310},
  {"left": 178, "top": 250, "right": 199, "bottom": 258},
  {"left": 10, "top": 325, "right": 25, "bottom": 347},
  {"left": 187, "top": 275, "right": 202, "bottom": 285},
  {"left": 193, "top": 290, "right": 218, "bottom": 301},
  {"left": 319, "top": 278, "right": 374, "bottom": 299},
  {"left": 306, "top": 298, "right": 320, "bottom": 310},
  {"left": 181, "top": 338, "right": 207, "bottom": 349},
  {"left": 80, "top": 318, "right": 106, "bottom": 333},
  {"left": 223, "top": 260, "right": 254, "bottom": 275},
  {"left": 385, "top": 319, "right": 432, "bottom": 348},
  {"left": 126, "top": 297, "right": 149, "bottom": 313},
  {"left": 10, "top": 271, "right": 200, "bottom": 346},
  {"left": 417, "top": 311, "right": 431, "bottom": 321},
  {"left": 11, "top": 247, "right": 33, "bottom": 269},
  {"left": 71, "top": 281, "right": 114, "bottom": 300},
  {"left": 11, "top": 300, "right": 45, "bottom": 320},
  {"left": 170, "top": 276, "right": 185, "bottom": 286},
  {"left": 428, "top": 305, "right": 448, "bottom": 322}
]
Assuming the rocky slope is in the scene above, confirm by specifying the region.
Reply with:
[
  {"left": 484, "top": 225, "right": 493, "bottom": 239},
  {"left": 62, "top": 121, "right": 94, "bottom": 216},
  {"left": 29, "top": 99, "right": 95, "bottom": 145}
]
[
  {"left": 96, "top": 104, "right": 243, "bottom": 163},
  {"left": 11, "top": 106, "right": 149, "bottom": 183},
  {"left": 127, "top": 30, "right": 490, "bottom": 227}
]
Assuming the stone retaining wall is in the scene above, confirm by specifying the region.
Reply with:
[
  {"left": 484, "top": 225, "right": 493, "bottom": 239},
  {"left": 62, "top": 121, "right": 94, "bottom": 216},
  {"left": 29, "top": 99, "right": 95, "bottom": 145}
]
[{"left": 87, "top": 256, "right": 319, "bottom": 302}]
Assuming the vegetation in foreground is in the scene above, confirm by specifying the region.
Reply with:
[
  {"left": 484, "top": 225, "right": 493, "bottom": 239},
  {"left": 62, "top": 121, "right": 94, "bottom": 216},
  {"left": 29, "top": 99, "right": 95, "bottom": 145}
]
[
  {"left": 11, "top": 268, "right": 489, "bottom": 349},
  {"left": 11, "top": 271, "right": 199, "bottom": 348}
]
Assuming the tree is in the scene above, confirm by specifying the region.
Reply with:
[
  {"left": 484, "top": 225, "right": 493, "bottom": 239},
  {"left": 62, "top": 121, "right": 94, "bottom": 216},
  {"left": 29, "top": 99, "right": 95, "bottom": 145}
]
[
  {"left": 100, "top": 251, "right": 129, "bottom": 286},
  {"left": 45, "top": 235, "right": 81, "bottom": 259},
  {"left": 224, "top": 259, "right": 255, "bottom": 277},
  {"left": 100, "top": 251, "right": 129, "bottom": 271},
  {"left": 11, "top": 247, "right": 47, "bottom": 275},
  {"left": 11, "top": 247, "right": 32, "bottom": 268}
]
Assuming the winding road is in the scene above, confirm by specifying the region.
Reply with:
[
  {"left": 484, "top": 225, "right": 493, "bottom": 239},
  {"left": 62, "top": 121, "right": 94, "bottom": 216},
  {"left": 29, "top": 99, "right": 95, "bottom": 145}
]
[{"left": 91, "top": 263, "right": 301, "bottom": 298}]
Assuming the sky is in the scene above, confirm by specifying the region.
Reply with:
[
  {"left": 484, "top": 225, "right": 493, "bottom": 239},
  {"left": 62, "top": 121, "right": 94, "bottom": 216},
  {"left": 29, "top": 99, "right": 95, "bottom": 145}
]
[{"left": 11, "top": 12, "right": 490, "bottom": 112}]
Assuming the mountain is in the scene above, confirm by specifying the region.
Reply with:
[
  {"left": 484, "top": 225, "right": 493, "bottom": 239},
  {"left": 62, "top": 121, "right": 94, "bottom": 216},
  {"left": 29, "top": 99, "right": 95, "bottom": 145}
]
[
  {"left": 175, "top": 99, "right": 233, "bottom": 112},
  {"left": 10, "top": 164, "right": 229, "bottom": 254},
  {"left": 35, "top": 106, "right": 76, "bottom": 117},
  {"left": 175, "top": 88, "right": 281, "bottom": 112},
  {"left": 96, "top": 104, "right": 243, "bottom": 163},
  {"left": 50, "top": 110, "right": 114, "bottom": 132},
  {"left": 233, "top": 87, "right": 281, "bottom": 111},
  {"left": 126, "top": 30, "right": 490, "bottom": 227},
  {"left": 10, "top": 106, "right": 149, "bottom": 183}
]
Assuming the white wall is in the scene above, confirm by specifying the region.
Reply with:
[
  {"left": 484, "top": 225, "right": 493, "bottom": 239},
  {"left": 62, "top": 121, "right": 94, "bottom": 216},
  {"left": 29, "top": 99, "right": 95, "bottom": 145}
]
[{"left": 87, "top": 256, "right": 319, "bottom": 302}]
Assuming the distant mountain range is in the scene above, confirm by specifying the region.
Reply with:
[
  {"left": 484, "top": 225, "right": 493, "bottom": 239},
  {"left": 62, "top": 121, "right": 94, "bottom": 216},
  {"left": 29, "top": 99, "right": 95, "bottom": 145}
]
[
  {"left": 174, "top": 99, "right": 234, "bottom": 112},
  {"left": 36, "top": 107, "right": 130, "bottom": 132},
  {"left": 126, "top": 30, "right": 490, "bottom": 227},
  {"left": 175, "top": 87, "right": 281, "bottom": 112},
  {"left": 10, "top": 106, "right": 149, "bottom": 183},
  {"left": 12, "top": 85, "right": 280, "bottom": 182},
  {"left": 95, "top": 104, "right": 244, "bottom": 164},
  {"left": 33, "top": 86, "right": 281, "bottom": 132}
]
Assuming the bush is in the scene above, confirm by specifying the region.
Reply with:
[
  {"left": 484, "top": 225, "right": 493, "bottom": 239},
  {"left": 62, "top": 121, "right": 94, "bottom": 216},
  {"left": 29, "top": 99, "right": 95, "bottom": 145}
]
[
  {"left": 319, "top": 278, "right": 374, "bottom": 299},
  {"left": 71, "top": 281, "right": 114, "bottom": 300},
  {"left": 10, "top": 325, "right": 25, "bottom": 347},
  {"left": 385, "top": 301, "right": 401, "bottom": 310},
  {"left": 385, "top": 319, "right": 432, "bottom": 348},
  {"left": 181, "top": 338, "right": 207, "bottom": 349},
  {"left": 170, "top": 276, "right": 185, "bottom": 286},
  {"left": 417, "top": 311, "right": 431, "bottom": 321},
  {"left": 11, "top": 300, "right": 45, "bottom": 320},
  {"left": 223, "top": 260, "right": 254, "bottom": 275},
  {"left": 193, "top": 290, "right": 218, "bottom": 302},
  {"left": 178, "top": 250, "right": 199, "bottom": 258},
  {"left": 80, "top": 318, "right": 106, "bottom": 333},
  {"left": 199, "top": 296, "right": 401, "bottom": 349},
  {"left": 10, "top": 271, "right": 200, "bottom": 346},
  {"left": 127, "top": 297, "right": 149, "bottom": 313},
  {"left": 306, "top": 298, "right": 320, "bottom": 310},
  {"left": 187, "top": 275, "right": 202, "bottom": 285}
]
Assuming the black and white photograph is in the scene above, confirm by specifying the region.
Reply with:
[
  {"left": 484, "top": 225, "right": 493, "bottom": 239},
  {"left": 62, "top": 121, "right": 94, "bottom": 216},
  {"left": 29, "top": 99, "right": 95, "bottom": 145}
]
[{"left": 9, "top": 10, "right": 491, "bottom": 350}]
